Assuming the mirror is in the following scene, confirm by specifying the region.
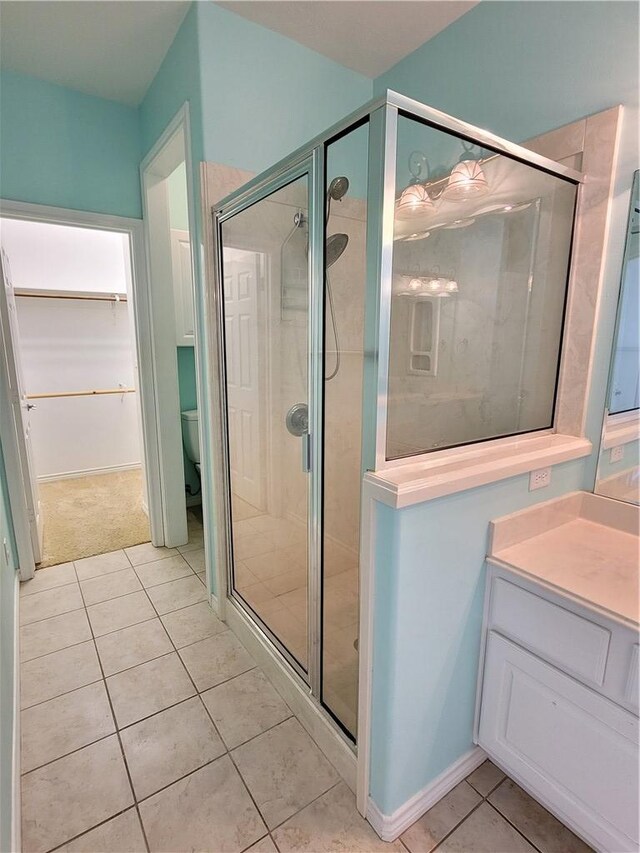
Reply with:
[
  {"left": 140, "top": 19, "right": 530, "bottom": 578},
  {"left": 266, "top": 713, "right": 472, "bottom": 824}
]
[{"left": 594, "top": 171, "right": 639, "bottom": 505}]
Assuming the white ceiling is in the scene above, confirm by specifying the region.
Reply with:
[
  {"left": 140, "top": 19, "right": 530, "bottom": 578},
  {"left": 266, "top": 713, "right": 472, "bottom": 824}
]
[
  {"left": 215, "top": 1, "right": 478, "bottom": 78},
  {"left": 0, "top": 0, "right": 477, "bottom": 107},
  {"left": 0, "top": 1, "right": 190, "bottom": 105}
]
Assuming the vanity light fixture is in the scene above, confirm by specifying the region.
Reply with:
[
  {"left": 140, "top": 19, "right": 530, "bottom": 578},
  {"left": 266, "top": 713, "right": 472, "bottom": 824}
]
[
  {"left": 396, "top": 150, "right": 435, "bottom": 219},
  {"left": 396, "top": 274, "right": 459, "bottom": 298},
  {"left": 442, "top": 141, "right": 489, "bottom": 202},
  {"left": 396, "top": 184, "right": 434, "bottom": 218}
]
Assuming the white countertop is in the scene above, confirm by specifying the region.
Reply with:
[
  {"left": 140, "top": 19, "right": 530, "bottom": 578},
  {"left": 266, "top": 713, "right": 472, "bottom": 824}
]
[{"left": 489, "top": 491, "right": 640, "bottom": 627}]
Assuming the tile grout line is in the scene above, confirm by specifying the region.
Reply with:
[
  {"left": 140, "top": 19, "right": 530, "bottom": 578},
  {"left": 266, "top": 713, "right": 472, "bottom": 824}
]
[
  {"left": 141, "top": 571, "right": 339, "bottom": 845},
  {"left": 71, "top": 559, "right": 152, "bottom": 853},
  {"left": 20, "top": 669, "right": 104, "bottom": 713},
  {"left": 20, "top": 553, "right": 204, "bottom": 625},
  {"left": 483, "top": 799, "right": 545, "bottom": 853},
  {"left": 22, "top": 545, "right": 360, "bottom": 853},
  {"left": 428, "top": 796, "right": 487, "bottom": 853},
  {"left": 126, "top": 578, "right": 283, "bottom": 845},
  {"left": 428, "top": 774, "right": 546, "bottom": 853},
  {"left": 20, "top": 545, "right": 205, "bottom": 849},
  {"left": 20, "top": 602, "right": 85, "bottom": 627},
  {"left": 269, "top": 778, "right": 345, "bottom": 835},
  {"left": 47, "top": 805, "right": 143, "bottom": 853}
]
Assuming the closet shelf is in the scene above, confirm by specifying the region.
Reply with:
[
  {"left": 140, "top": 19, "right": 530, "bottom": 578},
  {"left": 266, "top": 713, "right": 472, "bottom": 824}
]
[
  {"left": 26, "top": 388, "right": 135, "bottom": 400},
  {"left": 14, "top": 287, "right": 127, "bottom": 302}
]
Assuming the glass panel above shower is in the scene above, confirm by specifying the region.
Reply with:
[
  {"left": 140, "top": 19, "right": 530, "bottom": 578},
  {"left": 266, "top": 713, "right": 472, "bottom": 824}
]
[
  {"left": 220, "top": 173, "right": 311, "bottom": 675},
  {"left": 386, "top": 114, "right": 578, "bottom": 460}
]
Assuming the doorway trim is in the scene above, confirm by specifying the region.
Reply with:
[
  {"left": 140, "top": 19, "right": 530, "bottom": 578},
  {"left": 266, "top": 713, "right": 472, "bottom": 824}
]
[
  {"left": 0, "top": 198, "right": 164, "bottom": 551},
  {"left": 140, "top": 104, "right": 198, "bottom": 548}
]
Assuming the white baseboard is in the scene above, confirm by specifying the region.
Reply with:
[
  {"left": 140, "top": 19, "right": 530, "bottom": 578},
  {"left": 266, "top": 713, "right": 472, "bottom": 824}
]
[
  {"left": 37, "top": 462, "right": 142, "bottom": 483},
  {"left": 367, "top": 746, "right": 486, "bottom": 841}
]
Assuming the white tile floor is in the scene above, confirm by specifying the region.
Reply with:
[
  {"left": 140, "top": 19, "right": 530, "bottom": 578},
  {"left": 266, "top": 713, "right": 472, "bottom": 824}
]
[{"left": 19, "top": 528, "right": 592, "bottom": 852}]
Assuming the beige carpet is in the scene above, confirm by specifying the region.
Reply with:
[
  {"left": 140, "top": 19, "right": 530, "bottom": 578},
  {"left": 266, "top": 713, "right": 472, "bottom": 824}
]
[{"left": 38, "top": 469, "right": 150, "bottom": 568}]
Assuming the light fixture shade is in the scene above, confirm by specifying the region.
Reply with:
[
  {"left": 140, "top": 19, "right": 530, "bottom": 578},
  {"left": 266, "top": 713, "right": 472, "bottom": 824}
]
[
  {"left": 442, "top": 160, "right": 489, "bottom": 201},
  {"left": 396, "top": 184, "right": 434, "bottom": 219}
]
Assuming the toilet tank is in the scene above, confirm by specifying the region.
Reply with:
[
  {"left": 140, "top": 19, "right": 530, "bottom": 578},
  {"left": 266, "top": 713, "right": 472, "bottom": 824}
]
[{"left": 181, "top": 409, "right": 200, "bottom": 464}]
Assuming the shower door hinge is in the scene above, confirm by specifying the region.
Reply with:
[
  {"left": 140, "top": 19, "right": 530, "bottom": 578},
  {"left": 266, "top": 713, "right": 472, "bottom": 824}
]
[{"left": 301, "top": 432, "right": 312, "bottom": 473}]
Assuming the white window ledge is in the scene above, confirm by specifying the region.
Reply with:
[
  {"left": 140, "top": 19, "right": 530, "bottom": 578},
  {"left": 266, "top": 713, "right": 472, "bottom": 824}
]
[{"left": 364, "top": 434, "right": 592, "bottom": 508}]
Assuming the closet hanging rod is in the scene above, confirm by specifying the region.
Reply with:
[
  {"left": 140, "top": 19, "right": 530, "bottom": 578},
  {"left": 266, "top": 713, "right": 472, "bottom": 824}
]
[
  {"left": 26, "top": 388, "right": 135, "bottom": 400},
  {"left": 14, "top": 289, "right": 127, "bottom": 303}
]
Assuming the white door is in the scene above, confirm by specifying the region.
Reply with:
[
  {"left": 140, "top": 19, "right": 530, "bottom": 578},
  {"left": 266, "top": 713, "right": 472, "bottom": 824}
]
[
  {"left": 0, "top": 248, "right": 43, "bottom": 562},
  {"left": 224, "top": 251, "right": 263, "bottom": 509},
  {"left": 170, "top": 228, "right": 195, "bottom": 346}
]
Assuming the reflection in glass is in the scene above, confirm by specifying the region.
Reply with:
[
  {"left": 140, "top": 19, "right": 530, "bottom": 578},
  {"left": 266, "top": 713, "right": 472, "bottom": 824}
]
[
  {"left": 387, "top": 115, "right": 578, "bottom": 460},
  {"left": 595, "top": 171, "right": 640, "bottom": 506},
  {"left": 220, "top": 174, "right": 310, "bottom": 671},
  {"left": 609, "top": 173, "right": 639, "bottom": 416},
  {"left": 321, "top": 122, "right": 369, "bottom": 739}
]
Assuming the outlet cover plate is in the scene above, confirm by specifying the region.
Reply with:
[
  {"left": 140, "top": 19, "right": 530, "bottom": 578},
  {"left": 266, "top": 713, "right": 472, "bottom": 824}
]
[
  {"left": 529, "top": 467, "right": 552, "bottom": 491},
  {"left": 610, "top": 445, "right": 624, "bottom": 463}
]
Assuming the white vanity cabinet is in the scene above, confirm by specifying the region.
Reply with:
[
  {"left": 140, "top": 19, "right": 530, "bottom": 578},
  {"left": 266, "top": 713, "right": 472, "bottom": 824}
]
[{"left": 476, "top": 563, "right": 640, "bottom": 852}]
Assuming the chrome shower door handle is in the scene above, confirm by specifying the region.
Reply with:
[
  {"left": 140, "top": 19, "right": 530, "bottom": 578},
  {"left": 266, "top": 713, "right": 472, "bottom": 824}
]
[
  {"left": 301, "top": 432, "right": 312, "bottom": 473},
  {"left": 285, "top": 403, "right": 311, "bottom": 472}
]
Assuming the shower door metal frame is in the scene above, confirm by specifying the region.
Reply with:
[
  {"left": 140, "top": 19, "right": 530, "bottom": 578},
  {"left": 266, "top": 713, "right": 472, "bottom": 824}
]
[
  {"left": 211, "top": 149, "right": 325, "bottom": 696},
  {"left": 207, "top": 90, "right": 587, "bottom": 781}
]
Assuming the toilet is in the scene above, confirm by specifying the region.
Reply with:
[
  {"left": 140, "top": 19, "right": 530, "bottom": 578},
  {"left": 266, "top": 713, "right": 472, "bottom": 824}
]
[{"left": 181, "top": 409, "right": 200, "bottom": 472}]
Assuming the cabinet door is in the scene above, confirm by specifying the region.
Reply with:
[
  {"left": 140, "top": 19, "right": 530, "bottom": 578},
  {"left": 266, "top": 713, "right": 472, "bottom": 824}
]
[
  {"left": 171, "top": 229, "right": 194, "bottom": 345},
  {"left": 479, "top": 631, "right": 639, "bottom": 852}
]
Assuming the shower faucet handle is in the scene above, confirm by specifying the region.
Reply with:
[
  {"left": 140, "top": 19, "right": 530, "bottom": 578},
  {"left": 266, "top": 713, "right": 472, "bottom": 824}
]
[
  {"left": 285, "top": 403, "right": 311, "bottom": 473},
  {"left": 285, "top": 402, "right": 308, "bottom": 437}
]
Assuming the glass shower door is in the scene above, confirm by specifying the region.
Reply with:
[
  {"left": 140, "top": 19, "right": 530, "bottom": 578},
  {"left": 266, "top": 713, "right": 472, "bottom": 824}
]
[{"left": 219, "top": 170, "right": 314, "bottom": 677}]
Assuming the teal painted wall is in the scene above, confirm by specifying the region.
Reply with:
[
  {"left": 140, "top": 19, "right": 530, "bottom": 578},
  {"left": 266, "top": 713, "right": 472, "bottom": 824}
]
[
  {"left": 369, "top": 0, "right": 639, "bottom": 814},
  {"left": 140, "top": 4, "right": 204, "bottom": 511},
  {"left": 196, "top": 3, "right": 371, "bottom": 172},
  {"left": 0, "top": 447, "right": 18, "bottom": 852},
  {"left": 139, "top": 4, "right": 203, "bottom": 163},
  {"left": 0, "top": 70, "right": 141, "bottom": 218},
  {"left": 140, "top": 2, "right": 372, "bottom": 591}
]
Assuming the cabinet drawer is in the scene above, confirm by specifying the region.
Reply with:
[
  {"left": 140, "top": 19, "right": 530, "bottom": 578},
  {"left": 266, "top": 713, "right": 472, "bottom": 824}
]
[
  {"left": 490, "top": 577, "right": 610, "bottom": 685},
  {"left": 479, "top": 632, "right": 639, "bottom": 851}
]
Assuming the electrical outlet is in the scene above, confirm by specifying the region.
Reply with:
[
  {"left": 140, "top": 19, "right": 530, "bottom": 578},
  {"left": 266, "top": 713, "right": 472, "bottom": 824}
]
[
  {"left": 529, "top": 467, "right": 551, "bottom": 491},
  {"left": 610, "top": 445, "right": 624, "bottom": 463}
]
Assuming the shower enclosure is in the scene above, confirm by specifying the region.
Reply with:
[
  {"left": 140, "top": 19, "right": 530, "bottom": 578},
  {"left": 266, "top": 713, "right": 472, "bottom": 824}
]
[{"left": 210, "top": 91, "right": 579, "bottom": 747}]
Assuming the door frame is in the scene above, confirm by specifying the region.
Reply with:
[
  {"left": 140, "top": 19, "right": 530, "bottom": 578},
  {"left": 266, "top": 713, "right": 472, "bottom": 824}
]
[
  {"left": 140, "top": 104, "right": 197, "bottom": 547},
  {"left": 0, "top": 198, "right": 164, "bottom": 561}
]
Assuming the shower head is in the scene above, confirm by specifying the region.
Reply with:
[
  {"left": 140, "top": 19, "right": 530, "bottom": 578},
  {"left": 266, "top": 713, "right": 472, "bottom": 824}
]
[
  {"left": 327, "top": 176, "right": 350, "bottom": 202},
  {"left": 326, "top": 233, "right": 349, "bottom": 268}
]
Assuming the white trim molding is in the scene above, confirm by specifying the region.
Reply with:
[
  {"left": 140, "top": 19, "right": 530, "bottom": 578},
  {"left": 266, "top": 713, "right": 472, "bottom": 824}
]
[
  {"left": 365, "top": 434, "right": 592, "bottom": 509},
  {"left": 367, "top": 746, "right": 487, "bottom": 841},
  {"left": 140, "top": 104, "right": 195, "bottom": 550},
  {"left": 11, "top": 571, "right": 21, "bottom": 853},
  {"left": 37, "top": 462, "right": 142, "bottom": 484}
]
